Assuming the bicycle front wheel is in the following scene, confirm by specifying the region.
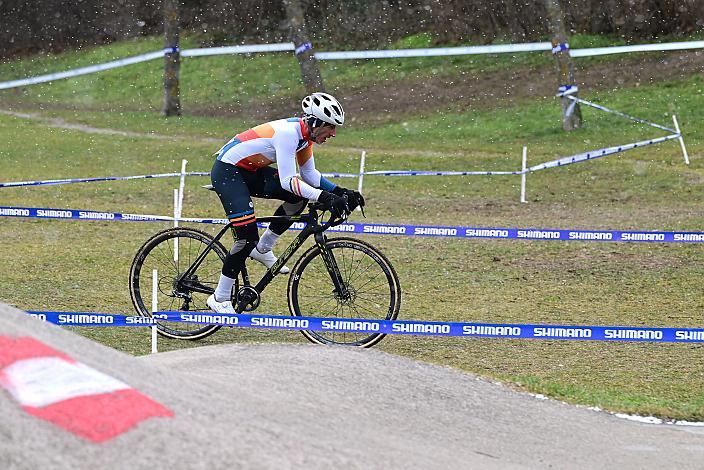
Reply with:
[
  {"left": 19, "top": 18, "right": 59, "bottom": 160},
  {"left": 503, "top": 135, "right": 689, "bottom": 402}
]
[
  {"left": 287, "top": 237, "right": 401, "bottom": 347},
  {"left": 129, "top": 227, "right": 229, "bottom": 340}
]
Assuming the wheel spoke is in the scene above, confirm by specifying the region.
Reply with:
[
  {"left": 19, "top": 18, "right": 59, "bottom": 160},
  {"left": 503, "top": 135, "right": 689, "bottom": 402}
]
[
  {"left": 130, "top": 228, "right": 230, "bottom": 340},
  {"left": 290, "top": 239, "right": 400, "bottom": 347}
]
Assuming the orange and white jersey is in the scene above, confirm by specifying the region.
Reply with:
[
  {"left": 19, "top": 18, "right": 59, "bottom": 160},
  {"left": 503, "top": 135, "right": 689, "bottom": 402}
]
[{"left": 215, "top": 117, "right": 335, "bottom": 200}]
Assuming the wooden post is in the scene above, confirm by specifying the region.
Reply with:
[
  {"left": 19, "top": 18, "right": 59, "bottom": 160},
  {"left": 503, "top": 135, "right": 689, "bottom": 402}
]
[
  {"left": 283, "top": 0, "right": 325, "bottom": 93},
  {"left": 163, "top": 0, "right": 181, "bottom": 117},
  {"left": 545, "top": 0, "right": 581, "bottom": 131}
]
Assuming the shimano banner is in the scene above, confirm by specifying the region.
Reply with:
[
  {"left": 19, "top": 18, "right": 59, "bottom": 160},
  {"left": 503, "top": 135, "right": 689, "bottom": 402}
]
[
  {"left": 3, "top": 206, "right": 704, "bottom": 243},
  {"left": 26, "top": 311, "right": 704, "bottom": 343}
]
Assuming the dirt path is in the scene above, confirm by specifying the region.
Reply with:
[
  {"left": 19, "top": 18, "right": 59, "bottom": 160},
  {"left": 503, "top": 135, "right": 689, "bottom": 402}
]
[
  {"left": 0, "top": 108, "right": 464, "bottom": 157},
  {"left": 0, "top": 108, "right": 222, "bottom": 143}
]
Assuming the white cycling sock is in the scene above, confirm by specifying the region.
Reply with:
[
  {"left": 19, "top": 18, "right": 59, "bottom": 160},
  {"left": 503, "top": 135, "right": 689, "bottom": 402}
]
[
  {"left": 256, "top": 229, "right": 280, "bottom": 253},
  {"left": 214, "top": 274, "right": 236, "bottom": 302}
]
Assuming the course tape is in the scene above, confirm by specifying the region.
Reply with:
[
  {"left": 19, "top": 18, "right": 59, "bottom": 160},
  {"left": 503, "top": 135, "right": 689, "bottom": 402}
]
[
  {"left": 557, "top": 84, "right": 579, "bottom": 96},
  {"left": 0, "top": 172, "right": 359, "bottom": 189},
  {"left": 295, "top": 42, "right": 313, "bottom": 56},
  {"left": 565, "top": 95, "right": 676, "bottom": 133},
  {"left": 551, "top": 43, "right": 570, "bottom": 54},
  {"left": 0, "top": 129, "right": 679, "bottom": 190},
  {"left": 0, "top": 49, "right": 168, "bottom": 90},
  {"left": 25, "top": 311, "right": 704, "bottom": 343},
  {"left": 570, "top": 40, "right": 704, "bottom": 58},
  {"left": 363, "top": 169, "right": 522, "bottom": 176},
  {"left": 181, "top": 43, "right": 295, "bottom": 57},
  {"left": 315, "top": 42, "right": 552, "bottom": 60},
  {"left": 3, "top": 40, "right": 704, "bottom": 90},
  {"left": 526, "top": 134, "right": 680, "bottom": 172},
  {"left": 3, "top": 205, "right": 704, "bottom": 243},
  {"left": 0, "top": 171, "right": 210, "bottom": 189}
]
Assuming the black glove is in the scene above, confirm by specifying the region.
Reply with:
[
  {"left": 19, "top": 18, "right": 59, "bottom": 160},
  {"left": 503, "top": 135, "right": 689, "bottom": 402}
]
[
  {"left": 332, "top": 186, "right": 365, "bottom": 210},
  {"left": 318, "top": 191, "right": 349, "bottom": 218}
]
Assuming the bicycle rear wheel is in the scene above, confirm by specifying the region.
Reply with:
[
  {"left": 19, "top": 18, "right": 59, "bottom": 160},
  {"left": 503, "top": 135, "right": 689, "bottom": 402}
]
[
  {"left": 287, "top": 237, "right": 401, "bottom": 347},
  {"left": 129, "top": 227, "right": 230, "bottom": 340}
]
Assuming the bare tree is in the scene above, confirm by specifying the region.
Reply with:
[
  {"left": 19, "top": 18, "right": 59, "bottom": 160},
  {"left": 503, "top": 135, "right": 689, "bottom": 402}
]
[
  {"left": 163, "top": 0, "right": 181, "bottom": 117},
  {"left": 545, "top": 0, "right": 581, "bottom": 131},
  {"left": 283, "top": 0, "right": 325, "bottom": 93}
]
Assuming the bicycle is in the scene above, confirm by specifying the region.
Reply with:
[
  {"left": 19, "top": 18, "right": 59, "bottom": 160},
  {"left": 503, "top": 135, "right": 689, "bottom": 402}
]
[{"left": 129, "top": 199, "right": 401, "bottom": 347}]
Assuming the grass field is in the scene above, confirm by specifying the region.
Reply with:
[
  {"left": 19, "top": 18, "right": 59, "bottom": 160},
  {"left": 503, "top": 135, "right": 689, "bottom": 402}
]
[{"left": 1, "top": 35, "right": 703, "bottom": 421}]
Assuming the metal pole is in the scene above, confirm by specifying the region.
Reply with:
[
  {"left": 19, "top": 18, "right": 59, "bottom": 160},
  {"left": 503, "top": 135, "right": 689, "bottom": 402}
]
[
  {"left": 520, "top": 146, "right": 528, "bottom": 203},
  {"left": 151, "top": 269, "right": 158, "bottom": 354},
  {"left": 357, "top": 151, "right": 366, "bottom": 211},
  {"left": 173, "top": 189, "right": 179, "bottom": 262},
  {"left": 178, "top": 159, "right": 188, "bottom": 214}
]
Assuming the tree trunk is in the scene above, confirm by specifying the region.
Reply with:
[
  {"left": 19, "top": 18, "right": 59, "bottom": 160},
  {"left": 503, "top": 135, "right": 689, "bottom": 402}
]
[
  {"left": 283, "top": 0, "right": 325, "bottom": 93},
  {"left": 163, "top": 0, "right": 181, "bottom": 117},
  {"left": 545, "top": 0, "right": 582, "bottom": 131}
]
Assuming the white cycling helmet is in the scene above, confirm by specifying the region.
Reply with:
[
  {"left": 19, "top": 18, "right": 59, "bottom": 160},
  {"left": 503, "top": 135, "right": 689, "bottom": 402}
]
[{"left": 301, "top": 92, "right": 345, "bottom": 126}]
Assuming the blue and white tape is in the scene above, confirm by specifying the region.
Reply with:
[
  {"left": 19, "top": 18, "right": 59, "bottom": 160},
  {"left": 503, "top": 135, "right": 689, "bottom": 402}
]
[
  {"left": 564, "top": 95, "right": 676, "bottom": 133},
  {"left": 3, "top": 40, "right": 704, "bottom": 90},
  {"left": 181, "top": 42, "right": 295, "bottom": 57},
  {"left": 363, "top": 169, "right": 523, "bottom": 176},
  {"left": 294, "top": 42, "right": 313, "bottom": 55},
  {"left": 315, "top": 42, "right": 552, "bottom": 60},
  {"left": 0, "top": 170, "right": 528, "bottom": 189},
  {"left": 0, "top": 49, "right": 168, "bottom": 90},
  {"left": 25, "top": 311, "right": 704, "bottom": 343},
  {"left": 0, "top": 171, "right": 210, "bottom": 189},
  {"left": 556, "top": 85, "right": 578, "bottom": 96},
  {"left": 526, "top": 134, "right": 680, "bottom": 172},
  {"left": 570, "top": 40, "right": 704, "bottom": 58},
  {"left": 552, "top": 43, "right": 570, "bottom": 54},
  {"left": 3, "top": 205, "right": 703, "bottom": 243}
]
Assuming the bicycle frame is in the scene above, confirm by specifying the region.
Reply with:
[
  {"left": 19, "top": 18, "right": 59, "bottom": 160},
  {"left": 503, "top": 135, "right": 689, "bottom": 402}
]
[{"left": 175, "top": 206, "right": 350, "bottom": 313}]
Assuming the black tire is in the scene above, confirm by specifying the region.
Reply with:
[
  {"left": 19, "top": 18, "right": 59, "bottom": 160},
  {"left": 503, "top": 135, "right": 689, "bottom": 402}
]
[
  {"left": 129, "top": 227, "right": 230, "bottom": 340},
  {"left": 287, "top": 237, "right": 401, "bottom": 347}
]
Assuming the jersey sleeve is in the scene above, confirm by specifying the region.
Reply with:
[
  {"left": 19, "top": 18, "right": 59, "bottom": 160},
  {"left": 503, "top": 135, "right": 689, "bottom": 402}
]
[
  {"left": 273, "top": 130, "right": 323, "bottom": 201},
  {"left": 297, "top": 148, "right": 336, "bottom": 192}
]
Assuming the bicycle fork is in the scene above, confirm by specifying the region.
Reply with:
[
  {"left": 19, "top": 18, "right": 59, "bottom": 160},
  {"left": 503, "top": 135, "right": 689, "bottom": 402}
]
[{"left": 314, "top": 232, "right": 351, "bottom": 300}]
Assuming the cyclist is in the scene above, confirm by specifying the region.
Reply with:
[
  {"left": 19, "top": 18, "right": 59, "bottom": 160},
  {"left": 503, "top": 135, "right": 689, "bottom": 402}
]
[{"left": 207, "top": 92, "right": 365, "bottom": 314}]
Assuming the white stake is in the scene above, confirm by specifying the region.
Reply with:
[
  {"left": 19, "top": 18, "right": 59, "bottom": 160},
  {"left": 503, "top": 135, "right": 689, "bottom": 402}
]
[
  {"left": 357, "top": 150, "right": 366, "bottom": 211},
  {"left": 173, "top": 189, "right": 179, "bottom": 262},
  {"left": 151, "top": 269, "right": 158, "bottom": 354},
  {"left": 178, "top": 159, "right": 188, "bottom": 216},
  {"left": 672, "top": 115, "right": 690, "bottom": 165},
  {"left": 520, "top": 146, "right": 528, "bottom": 203}
]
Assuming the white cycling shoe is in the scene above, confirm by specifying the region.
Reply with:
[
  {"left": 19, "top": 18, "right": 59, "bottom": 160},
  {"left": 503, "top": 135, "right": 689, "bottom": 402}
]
[
  {"left": 249, "top": 247, "right": 290, "bottom": 274},
  {"left": 206, "top": 294, "right": 235, "bottom": 314}
]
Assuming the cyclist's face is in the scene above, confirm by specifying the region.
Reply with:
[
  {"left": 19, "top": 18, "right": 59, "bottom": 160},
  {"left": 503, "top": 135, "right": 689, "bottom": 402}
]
[{"left": 311, "top": 124, "right": 336, "bottom": 144}]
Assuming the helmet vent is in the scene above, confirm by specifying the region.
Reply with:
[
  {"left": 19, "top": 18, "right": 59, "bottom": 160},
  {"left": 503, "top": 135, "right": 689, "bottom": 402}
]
[{"left": 300, "top": 92, "right": 345, "bottom": 126}]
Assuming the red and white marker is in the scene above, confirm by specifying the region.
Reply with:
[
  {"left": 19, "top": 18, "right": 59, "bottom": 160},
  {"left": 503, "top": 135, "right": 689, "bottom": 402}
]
[{"left": 0, "top": 335, "right": 173, "bottom": 443}]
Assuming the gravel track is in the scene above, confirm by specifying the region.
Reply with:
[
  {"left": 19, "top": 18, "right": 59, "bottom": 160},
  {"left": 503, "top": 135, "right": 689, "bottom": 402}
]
[{"left": 1, "top": 302, "right": 703, "bottom": 469}]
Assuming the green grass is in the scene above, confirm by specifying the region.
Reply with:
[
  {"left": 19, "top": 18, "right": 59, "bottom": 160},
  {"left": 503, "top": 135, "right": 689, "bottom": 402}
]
[{"left": 1, "top": 36, "right": 704, "bottom": 421}]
